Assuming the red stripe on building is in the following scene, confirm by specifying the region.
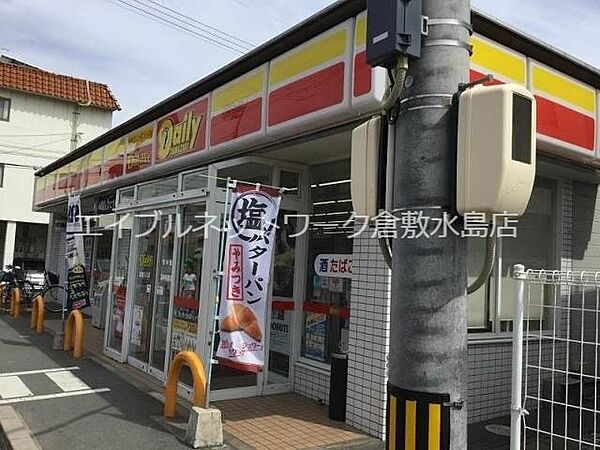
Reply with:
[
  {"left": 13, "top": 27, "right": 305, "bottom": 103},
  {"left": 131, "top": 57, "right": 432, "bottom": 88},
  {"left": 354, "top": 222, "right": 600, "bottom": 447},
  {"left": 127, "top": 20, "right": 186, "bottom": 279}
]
[
  {"left": 303, "top": 302, "right": 350, "bottom": 318},
  {"left": 210, "top": 98, "right": 262, "bottom": 146},
  {"left": 84, "top": 167, "right": 103, "bottom": 189},
  {"left": 174, "top": 296, "right": 200, "bottom": 310},
  {"left": 469, "top": 69, "right": 504, "bottom": 85},
  {"left": 68, "top": 173, "right": 81, "bottom": 191},
  {"left": 353, "top": 51, "right": 372, "bottom": 97},
  {"left": 272, "top": 300, "right": 295, "bottom": 311},
  {"left": 536, "top": 95, "right": 595, "bottom": 151},
  {"left": 103, "top": 157, "right": 124, "bottom": 180},
  {"left": 268, "top": 63, "right": 345, "bottom": 126}
]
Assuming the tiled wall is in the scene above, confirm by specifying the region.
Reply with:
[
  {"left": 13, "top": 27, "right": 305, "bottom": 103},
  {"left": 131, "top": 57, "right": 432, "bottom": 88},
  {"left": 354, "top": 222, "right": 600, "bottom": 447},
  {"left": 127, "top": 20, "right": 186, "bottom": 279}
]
[
  {"left": 345, "top": 229, "right": 391, "bottom": 438},
  {"left": 293, "top": 363, "right": 330, "bottom": 403},
  {"left": 467, "top": 341, "right": 513, "bottom": 421}
]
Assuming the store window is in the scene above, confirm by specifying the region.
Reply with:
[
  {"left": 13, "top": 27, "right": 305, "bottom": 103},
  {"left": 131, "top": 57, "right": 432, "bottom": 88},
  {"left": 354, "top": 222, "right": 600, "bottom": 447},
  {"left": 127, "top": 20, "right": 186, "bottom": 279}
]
[
  {"left": 182, "top": 169, "right": 209, "bottom": 192},
  {"left": 467, "top": 178, "right": 557, "bottom": 333},
  {"left": 217, "top": 162, "right": 272, "bottom": 187},
  {"left": 137, "top": 176, "right": 178, "bottom": 200},
  {"left": 301, "top": 160, "right": 352, "bottom": 364}
]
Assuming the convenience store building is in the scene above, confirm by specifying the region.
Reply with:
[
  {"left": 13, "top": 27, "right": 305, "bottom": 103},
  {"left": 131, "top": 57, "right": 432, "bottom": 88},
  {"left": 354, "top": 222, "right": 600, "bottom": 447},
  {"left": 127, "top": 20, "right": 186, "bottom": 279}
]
[{"left": 33, "top": 0, "right": 600, "bottom": 438}]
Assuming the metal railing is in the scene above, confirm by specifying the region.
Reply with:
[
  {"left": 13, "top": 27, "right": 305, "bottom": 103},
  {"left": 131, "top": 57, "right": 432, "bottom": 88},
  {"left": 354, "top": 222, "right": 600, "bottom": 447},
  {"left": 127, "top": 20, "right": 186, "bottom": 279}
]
[{"left": 511, "top": 265, "right": 600, "bottom": 449}]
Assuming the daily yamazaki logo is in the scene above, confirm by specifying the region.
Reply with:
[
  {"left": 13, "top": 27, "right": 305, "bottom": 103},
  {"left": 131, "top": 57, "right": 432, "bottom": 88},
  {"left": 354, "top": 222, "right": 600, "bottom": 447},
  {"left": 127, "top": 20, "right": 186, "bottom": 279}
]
[
  {"left": 157, "top": 111, "right": 203, "bottom": 160},
  {"left": 126, "top": 153, "right": 152, "bottom": 171}
]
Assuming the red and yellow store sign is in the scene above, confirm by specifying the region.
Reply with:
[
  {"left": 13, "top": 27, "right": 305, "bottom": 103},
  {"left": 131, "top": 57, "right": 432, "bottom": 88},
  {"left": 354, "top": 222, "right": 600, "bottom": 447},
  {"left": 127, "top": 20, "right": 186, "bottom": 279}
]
[
  {"left": 126, "top": 124, "right": 154, "bottom": 173},
  {"left": 103, "top": 138, "right": 126, "bottom": 181},
  {"left": 531, "top": 61, "right": 596, "bottom": 154},
  {"left": 267, "top": 20, "right": 352, "bottom": 133},
  {"left": 155, "top": 97, "right": 208, "bottom": 163},
  {"left": 211, "top": 67, "right": 266, "bottom": 148},
  {"left": 34, "top": 10, "right": 600, "bottom": 206}
]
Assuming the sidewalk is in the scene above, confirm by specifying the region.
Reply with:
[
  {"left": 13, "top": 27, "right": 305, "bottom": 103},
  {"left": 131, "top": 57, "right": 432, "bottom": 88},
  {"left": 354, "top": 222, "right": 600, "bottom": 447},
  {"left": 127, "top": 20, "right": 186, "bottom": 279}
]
[{"left": 0, "top": 313, "right": 382, "bottom": 450}]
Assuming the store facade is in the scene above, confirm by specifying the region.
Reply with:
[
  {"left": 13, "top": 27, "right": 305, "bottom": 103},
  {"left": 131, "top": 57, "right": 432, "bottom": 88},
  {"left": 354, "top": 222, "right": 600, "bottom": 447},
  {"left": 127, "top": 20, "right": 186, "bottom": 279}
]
[{"left": 34, "top": 1, "right": 600, "bottom": 439}]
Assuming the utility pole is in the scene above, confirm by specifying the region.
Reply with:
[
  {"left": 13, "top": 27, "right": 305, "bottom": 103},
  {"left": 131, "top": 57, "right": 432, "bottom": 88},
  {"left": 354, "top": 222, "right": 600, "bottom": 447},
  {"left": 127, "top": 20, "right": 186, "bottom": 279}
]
[{"left": 388, "top": 0, "right": 471, "bottom": 448}]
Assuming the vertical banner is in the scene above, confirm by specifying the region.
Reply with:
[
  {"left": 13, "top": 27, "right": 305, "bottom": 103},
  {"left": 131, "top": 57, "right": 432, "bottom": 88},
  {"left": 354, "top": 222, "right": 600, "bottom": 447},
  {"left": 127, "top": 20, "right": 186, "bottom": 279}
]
[
  {"left": 66, "top": 195, "right": 90, "bottom": 310},
  {"left": 217, "top": 185, "right": 281, "bottom": 372}
]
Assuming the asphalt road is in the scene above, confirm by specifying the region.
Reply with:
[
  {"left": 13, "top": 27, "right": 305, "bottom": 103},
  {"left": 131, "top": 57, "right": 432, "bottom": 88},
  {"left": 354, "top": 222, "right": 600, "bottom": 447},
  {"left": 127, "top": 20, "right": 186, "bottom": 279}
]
[{"left": 0, "top": 314, "right": 190, "bottom": 450}]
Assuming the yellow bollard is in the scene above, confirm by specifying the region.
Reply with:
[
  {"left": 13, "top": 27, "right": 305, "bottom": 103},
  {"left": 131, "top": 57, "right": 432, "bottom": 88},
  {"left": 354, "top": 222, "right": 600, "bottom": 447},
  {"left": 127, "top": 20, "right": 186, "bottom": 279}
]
[
  {"left": 30, "top": 296, "right": 45, "bottom": 335},
  {"left": 64, "top": 309, "right": 84, "bottom": 359},
  {"left": 164, "top": 351, "right": 207, "bottom": 418},
  {"left": 11, "top": 288, "right": 21, "bottom": 318}
]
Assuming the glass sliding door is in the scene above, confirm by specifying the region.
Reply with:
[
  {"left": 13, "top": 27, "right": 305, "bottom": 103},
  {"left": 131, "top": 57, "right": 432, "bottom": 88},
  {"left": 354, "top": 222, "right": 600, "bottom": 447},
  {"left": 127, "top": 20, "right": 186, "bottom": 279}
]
[
  {"left": 169, "top": 204, "right": 206, "bottom": 387},
  {"left": 106, "top": 214, "right": 133, "bottom": 358},
  {"left": 128, "top": 214, "right": 160, "bottom": 367},
  {"left": 150, "top": 214, "right": 175, "bottom": 373}
]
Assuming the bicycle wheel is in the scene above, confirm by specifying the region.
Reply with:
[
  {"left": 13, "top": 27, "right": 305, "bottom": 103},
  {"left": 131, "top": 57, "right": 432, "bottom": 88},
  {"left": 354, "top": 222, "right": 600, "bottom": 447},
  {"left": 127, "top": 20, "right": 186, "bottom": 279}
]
[
  {"left": 43, "top": 285, "right": 68, "bottom": 314},
  {"left": 21, "top": 281, "right": 35, "bottom": 306}
]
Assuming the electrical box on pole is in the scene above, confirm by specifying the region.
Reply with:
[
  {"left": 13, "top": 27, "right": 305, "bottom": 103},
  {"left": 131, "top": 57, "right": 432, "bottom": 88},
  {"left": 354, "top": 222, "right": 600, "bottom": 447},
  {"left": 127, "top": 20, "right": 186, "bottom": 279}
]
[
  {"left": 457, "top": 84, "right": 537, "bottom": 220},
  {"left": 351, "top": 116, "right": 382, "bottom": 218},
  {"left": 366, "top": 0, "right": 423, "bottom": 68}
]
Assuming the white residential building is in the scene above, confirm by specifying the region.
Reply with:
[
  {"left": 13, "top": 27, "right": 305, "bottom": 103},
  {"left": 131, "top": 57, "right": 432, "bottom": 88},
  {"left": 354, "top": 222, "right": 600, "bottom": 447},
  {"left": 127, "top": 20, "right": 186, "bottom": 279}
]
[{"left": 0, "top": 56, "right": 118, "bottom": 271}]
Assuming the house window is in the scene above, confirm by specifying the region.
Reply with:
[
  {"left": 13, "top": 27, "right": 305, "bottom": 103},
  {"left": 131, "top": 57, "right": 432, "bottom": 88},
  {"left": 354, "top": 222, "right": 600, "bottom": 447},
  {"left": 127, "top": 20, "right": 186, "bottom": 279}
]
[
  {"left": 0, "top": 97, "right": 10, "bottom": 121},
  {"left": 467, "top": 177, "right": 558, "bottom": 334}
]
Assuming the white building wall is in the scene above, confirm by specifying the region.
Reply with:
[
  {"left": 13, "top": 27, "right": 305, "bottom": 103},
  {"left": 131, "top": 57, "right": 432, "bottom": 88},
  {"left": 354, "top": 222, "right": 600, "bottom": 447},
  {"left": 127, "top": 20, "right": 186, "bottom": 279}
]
[
  {"left": 0, "top": 87, "right": 112, "bottom": 224},
  {"left": 0, "top": 87, "right": 112, "bottom": 268}
]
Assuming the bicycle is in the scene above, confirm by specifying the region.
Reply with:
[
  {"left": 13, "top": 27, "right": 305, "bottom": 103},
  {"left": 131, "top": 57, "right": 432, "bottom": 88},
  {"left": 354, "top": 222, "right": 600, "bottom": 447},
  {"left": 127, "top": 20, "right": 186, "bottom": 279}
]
[{"left": 2, "top": 265, "right": 67, "bottom": 314}]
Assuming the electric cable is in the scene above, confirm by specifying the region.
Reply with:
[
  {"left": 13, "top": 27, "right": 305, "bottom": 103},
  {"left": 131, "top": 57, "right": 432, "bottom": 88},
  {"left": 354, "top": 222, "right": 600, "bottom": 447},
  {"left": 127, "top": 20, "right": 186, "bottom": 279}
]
[
  {"left": 103, "top": 0, "right": 247, "bottom": 54},
  {"left": 139, "top": 0, "right": 256, "bottom": 50},
  {"left": 467, "top": 232, "right": 497, "bottom": 295},
  {"left": 0, "top": 132, "right": 72, "bottom": 138}
]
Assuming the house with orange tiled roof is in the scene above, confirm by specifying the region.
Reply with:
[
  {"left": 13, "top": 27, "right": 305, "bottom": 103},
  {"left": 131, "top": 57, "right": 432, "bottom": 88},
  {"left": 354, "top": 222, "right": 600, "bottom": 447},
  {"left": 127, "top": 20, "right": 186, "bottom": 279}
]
[{"left": 0, "top": 55, "right": 119, "bottom": 272}]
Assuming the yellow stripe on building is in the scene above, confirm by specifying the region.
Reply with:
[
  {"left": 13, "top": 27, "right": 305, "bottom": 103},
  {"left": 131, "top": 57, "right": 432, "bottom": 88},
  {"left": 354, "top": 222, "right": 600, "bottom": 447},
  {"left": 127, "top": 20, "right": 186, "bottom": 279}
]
[
  {"left": 388, "top": 396, "right": 397, "bottom": 450},
  {"left": 533, "top": 65, "right": 596, "bottom": 114},
  {"left": 355, "top": 15, "right": 366, "bottom": 47},
  {"left": 428, "top": 404, "right": 441, "bottom": 450},
  {"left": 105, "top": 139, "right": 125, "bottom": 159},
  {"left": 89, "top": 147, "right": 104, "bottom": 166},
  {"left": 405, "top": 400, "right": 417, "bottom": 450},
  {"left": 270, "top": 28, "right": 347, "bottom": 86},
  {"left": 69, "top": 159, "right": 82, "bottom": 175},
  {"left": 470, "top": 36, "right": 526, "bottom": 84},
  {"left": 212, "top": 70, "right": 264, "bottom": 112}
]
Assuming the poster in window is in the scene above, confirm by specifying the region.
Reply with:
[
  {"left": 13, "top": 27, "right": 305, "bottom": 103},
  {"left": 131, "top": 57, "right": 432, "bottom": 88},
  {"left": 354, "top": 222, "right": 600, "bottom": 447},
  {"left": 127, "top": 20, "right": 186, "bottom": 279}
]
[
  {"left": 304, "top": 311, "right": 327, "bottom": 362},
  {"left": 216, "top": 184, "right": 281, "bottom": 372},
  {"left": 269, "top": 307, "right": 291, "bottom": 355},
  {"left": 131, "top": 305, "right": 143, "bottom": 347},
  {"left": 66, "top": 195, "right": 90, "bottom": 310},
  {"left": 171, "top": 295, "right": 199, "bottom": 353}
]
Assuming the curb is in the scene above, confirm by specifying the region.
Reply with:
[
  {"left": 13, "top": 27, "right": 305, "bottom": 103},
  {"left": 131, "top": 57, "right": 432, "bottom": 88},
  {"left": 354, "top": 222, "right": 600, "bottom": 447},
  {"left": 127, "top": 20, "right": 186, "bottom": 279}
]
[{"left": 0, "top": 406, "right": 41, "bottom": 450}]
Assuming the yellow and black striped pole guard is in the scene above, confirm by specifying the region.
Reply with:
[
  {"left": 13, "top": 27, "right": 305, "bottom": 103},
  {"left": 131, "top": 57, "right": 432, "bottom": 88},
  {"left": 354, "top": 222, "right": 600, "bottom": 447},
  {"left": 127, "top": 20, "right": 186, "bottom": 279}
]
[{"left": 386, "top": 385, "right": 451, "bottom": 450}]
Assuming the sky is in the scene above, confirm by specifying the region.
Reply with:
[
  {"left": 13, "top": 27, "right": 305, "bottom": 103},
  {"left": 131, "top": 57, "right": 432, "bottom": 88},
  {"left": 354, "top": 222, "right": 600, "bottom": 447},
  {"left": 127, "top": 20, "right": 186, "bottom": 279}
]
[{"left": 0, "top": 0, "right": 599, "bottom": 125}]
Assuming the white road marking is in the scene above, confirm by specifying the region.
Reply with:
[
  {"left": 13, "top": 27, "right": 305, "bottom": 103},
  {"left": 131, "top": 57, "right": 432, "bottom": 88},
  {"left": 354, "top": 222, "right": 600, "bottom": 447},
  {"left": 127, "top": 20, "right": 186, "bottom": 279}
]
[
  {"left": 0, "top": 376, "right": 33, "bottom": 399},
  {"left": 0, "top": 366, "right": 80, "bottom": 377},
  {"left": 46, "top": 370, "right": 90, "bottom": 392},
  {"left": 0, "top": 388, "right": 111, "bottom": 405}
]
